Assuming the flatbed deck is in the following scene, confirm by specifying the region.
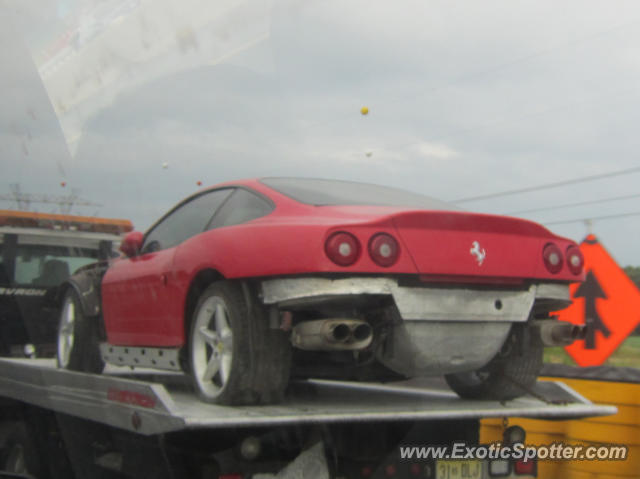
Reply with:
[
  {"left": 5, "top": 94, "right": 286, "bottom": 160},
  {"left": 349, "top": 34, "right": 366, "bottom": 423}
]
[{"left": 0, "top": 358, "right": 617, "bottom": 436}]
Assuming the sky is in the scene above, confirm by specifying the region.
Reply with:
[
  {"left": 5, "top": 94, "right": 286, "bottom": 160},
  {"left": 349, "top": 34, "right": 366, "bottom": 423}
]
[{"left": 2, "top": 0, "right": 640, "bottom": 265}]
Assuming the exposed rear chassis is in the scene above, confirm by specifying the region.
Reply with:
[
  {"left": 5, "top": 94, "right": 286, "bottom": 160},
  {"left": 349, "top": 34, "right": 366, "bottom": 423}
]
[
  {"left": 260, "top": 277, "right": 570, "bottom": 322},
  {"left": 260, "top": 277, "right": 571, "bottom": 376}
]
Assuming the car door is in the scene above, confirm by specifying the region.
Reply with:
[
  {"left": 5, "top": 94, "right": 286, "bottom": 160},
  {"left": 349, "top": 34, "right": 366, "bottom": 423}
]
[{"left": 102, "top": 189, "right": 233, "bottom": 346}]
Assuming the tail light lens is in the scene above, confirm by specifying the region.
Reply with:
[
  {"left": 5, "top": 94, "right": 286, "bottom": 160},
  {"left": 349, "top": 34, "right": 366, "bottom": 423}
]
[
  {"left": 326, "top": 232, "right": 360, "bottom": 266},
  {"left": 543, "top": 243, "right": 563, "bottom": 274},
  {"left": 369, "top": 233, "right": 400, "bottom": 267},
  {"left": 566, "top": 246, "right": 584, "bottom": 275},
  {"left": 409, "top": 463, "right": 422, "bottom": 476},
  {"left": 514, "top": 459, "right": 537, "bottom": 475}
]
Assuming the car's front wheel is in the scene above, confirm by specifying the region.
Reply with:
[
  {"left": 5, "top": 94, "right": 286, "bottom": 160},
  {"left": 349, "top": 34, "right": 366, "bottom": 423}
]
[
  {"left": 188, "top": 281, "right": 290, "bottom": 405},
  {"left": 57, "top": 289, "right": 105, "bottom": 373},
  {"left": 444, "top": 326, "right": 543, "bottom": 401}
]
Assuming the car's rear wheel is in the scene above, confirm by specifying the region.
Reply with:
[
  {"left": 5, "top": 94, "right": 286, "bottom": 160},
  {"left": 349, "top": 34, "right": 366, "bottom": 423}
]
[
  {"left": 188, "top": 281, "right": 290, "bottom": 405},
  {"left": 444, "top": 326, "right": 543, "bottom": 401},
  {"left": 57, "top": 289, "right": 105, "bottom": 373}
]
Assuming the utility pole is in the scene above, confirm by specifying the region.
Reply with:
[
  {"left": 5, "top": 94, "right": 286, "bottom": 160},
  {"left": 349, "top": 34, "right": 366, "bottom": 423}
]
[{"left": 584, "top": 219, "right": 593, "bottom": 235}]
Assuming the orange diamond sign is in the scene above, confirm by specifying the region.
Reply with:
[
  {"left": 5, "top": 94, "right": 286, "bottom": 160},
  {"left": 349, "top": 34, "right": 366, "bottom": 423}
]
[{"left": 558, "top": 234, "right": 640, "bottom": 366}]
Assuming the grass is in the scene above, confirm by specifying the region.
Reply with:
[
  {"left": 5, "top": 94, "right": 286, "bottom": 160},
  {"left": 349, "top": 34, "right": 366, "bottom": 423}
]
[
  {"left": 543, "top": 335, "right": 640, "bottom": 368},
  {"left": 543, "top": 346, "right": 576, "bottom": 366}
]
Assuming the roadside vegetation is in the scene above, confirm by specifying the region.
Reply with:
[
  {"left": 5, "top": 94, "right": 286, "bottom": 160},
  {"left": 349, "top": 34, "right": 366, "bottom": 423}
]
[{"left": 544, "top": 336, "right": 640, "bottom": 367}]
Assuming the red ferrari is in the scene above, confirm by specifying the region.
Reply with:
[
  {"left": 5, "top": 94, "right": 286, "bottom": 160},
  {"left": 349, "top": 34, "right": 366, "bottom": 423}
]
[{"left": 57, "top": 178, "right": 585, "bottom": 405}]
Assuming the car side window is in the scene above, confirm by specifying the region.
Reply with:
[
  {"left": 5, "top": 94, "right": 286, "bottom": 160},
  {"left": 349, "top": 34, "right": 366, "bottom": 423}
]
[
  {"left": 208, "top": 188, "right": 273, "bottom": 229},
  {"left": 142, "top": 189, "right": 233, "bottom": 253}
]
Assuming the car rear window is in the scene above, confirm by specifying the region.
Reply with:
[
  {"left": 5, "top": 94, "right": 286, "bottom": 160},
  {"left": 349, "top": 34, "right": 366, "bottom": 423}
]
[
  {"left": 260, "top": 178, "right": 457, "bottom": 210},
  {"left": 208, "top": 189, "right": 273, "bottom": 229}
]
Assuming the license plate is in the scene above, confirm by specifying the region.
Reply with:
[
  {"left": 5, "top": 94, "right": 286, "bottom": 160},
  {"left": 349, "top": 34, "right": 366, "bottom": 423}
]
[{"left": 436, "top": 460, "right": 482, "bottom": 479}]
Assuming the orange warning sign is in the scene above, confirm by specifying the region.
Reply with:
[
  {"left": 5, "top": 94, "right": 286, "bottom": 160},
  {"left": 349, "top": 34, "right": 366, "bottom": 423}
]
[{"left": 558, "top": 235, "right": 640, "bottom": 366}]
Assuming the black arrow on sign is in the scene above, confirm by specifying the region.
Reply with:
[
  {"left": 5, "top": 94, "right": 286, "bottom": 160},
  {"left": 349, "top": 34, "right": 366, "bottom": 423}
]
[{"left": 573, "top": 270, "right": 610, "bottom": 349}]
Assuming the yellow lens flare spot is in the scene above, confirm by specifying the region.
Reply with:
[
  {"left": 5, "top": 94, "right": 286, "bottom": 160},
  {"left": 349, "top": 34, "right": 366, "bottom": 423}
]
[{"left": 360, "top": 106, "right": 369, "bottom": 115}]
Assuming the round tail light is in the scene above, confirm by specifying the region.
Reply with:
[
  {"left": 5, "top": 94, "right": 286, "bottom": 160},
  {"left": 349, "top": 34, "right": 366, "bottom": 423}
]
[
  {"left": 325, "top": 232, "right": 360, "bottom": 266},
  {"left": 543, "top": 243, "right": 563, "bottom": 274},
  {"left": 368, "top": 233, "right": 400, "bottom": 267},
  {"left": 566, "top": 246, "right": 584, "bottom": 275}
]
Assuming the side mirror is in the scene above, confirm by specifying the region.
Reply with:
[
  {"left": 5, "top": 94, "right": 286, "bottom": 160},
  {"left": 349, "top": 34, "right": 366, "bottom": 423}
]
[{"left": 120, "top": 231, "right": 144, "bottom": 257}]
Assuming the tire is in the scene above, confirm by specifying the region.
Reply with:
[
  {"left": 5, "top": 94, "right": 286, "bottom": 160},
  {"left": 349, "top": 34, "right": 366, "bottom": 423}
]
[
  {"left": 57, "top": 289, "right": 105, "bottom": 373},
  {"left": 444, "top": 326, "right": 543, "bottom": 401},
  {"left": 0, "top": 422, "right": 45, "bottom": 478},
  {"left": 188, "top": 281, "right": 291, "bottom": 405}
]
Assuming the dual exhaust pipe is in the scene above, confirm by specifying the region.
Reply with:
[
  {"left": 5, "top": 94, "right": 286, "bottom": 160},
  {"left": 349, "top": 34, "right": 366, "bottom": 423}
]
[
  {"left": 291, "top": 318, "right": 584, "bottom": 351},
  {"left": 291, "top": 319, "right": 373, "bottom": 351},
  {"left": 532, "top": 319, "right": 587, "bottom": 346}
]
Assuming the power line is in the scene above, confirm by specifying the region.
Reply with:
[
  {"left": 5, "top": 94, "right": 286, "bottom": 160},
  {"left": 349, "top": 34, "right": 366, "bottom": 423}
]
[
  {"left": 544, "top": 211, "right": 640, "bottom": 226},
  {"left": 505, "top": 193, "right": 640, "bottom": 216},
  {"left": 451, "top": 166, "right": 640, "bottom": 203},
  {"left": 1, "top": 184, "right": 101, "bottom": 214}
]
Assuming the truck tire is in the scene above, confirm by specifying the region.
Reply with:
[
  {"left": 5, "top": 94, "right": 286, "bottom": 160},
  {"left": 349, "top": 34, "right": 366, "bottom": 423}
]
[
  {"left": 444, "top": 326, "right": 543, "bottom": 401},
  {"left": 188, "top": 281, "right": 290, "bottom": 405},
  {"left": 57, "top": 289, "right": 105, "bottom": 373}
]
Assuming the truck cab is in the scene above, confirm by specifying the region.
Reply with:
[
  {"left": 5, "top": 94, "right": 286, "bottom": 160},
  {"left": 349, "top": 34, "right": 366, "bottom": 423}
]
[{"left": 0, "top": 210, "right": 132, "bottom": 357}]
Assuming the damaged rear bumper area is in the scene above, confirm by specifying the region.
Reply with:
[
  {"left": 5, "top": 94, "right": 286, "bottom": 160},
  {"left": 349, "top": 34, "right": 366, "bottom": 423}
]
[
  {"left": 260, "top": 277, "right": 571, "bottom": 376},
  {"left": 260, "top": 277, "right": 569, "bottom": 322}
]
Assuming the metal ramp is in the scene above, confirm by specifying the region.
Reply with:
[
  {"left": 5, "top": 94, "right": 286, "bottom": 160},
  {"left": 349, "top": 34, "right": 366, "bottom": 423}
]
[{"left": 0, "top": 358, "right": 617, "bottom": 436}]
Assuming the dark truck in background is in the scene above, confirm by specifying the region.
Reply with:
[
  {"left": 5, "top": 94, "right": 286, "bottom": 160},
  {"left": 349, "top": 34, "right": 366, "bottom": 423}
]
[{"left": 0, "top": 210, "right": 131, "bottom": 357}]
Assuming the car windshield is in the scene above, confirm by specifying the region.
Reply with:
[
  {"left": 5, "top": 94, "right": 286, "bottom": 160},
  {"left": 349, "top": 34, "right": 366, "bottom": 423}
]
[{"left": 261, "top": 178, "right": 458, "bottom": 209}]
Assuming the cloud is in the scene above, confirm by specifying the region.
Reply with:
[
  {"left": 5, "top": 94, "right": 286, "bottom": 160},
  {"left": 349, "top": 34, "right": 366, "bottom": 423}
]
[
  {"left": 4, "top": 0, "right": 640, "bottom": 264},
  {"left": 410, "top": 142, "right": 458, "bottom": 161}
]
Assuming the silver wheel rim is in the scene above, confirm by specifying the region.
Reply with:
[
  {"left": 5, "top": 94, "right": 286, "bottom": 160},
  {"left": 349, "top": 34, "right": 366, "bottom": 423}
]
[
  {"left": 58, "top": 297, "right": 75, "bottom": 368},
  {"left": 191, "top": 296, "right": 233, "bottom": 398}
]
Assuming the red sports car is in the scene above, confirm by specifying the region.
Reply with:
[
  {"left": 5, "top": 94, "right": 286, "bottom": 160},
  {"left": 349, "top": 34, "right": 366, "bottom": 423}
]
[{"left": 57, "top": 178, "right": 585, "bottom": 405}]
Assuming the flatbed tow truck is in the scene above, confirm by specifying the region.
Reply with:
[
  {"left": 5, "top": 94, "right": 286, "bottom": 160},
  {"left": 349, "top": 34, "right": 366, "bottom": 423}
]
[
  {"left": 0, "top": 357, "right": 616, "bottom": 479},
  {"left": 0, "top": 210, "right": 619, "bottom": 478}
]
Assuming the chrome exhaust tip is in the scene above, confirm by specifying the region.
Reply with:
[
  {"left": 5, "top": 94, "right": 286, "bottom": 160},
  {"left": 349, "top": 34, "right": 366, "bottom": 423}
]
[
  {"left": 353, "top": 323, "right": 373, "bottom": 342},
  {"left": 331, "top": 323, "right": 352, "bottom": 342},
  {"left": 533, "top": 320, "right": 586, "bottom": 346},
  {"left": 291, "top": 319, "right": 373, "bottom": 351}
]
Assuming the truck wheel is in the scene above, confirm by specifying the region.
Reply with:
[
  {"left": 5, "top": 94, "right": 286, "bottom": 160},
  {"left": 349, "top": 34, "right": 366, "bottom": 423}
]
[
  {"left": 189, "top": 282, "right": 290, "bottom": 405},
  {"left": 444, "top": 327, "right": 543, "bottom": 401},
  {"left": 0, "top": 422, "right": 44, "bottom": 477},
  {"left": 57, "top": 289, "right": 105, "bottom": 373}
]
